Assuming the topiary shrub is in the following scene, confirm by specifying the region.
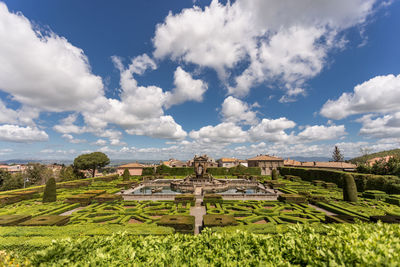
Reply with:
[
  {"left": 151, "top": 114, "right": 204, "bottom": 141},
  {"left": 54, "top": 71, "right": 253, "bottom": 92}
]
[
  {"left": 271, "top": 169, "right": 278, "bottom": 180},
  {"left": 43, "top": 178, "right": 56, "bottom": 203},
  {"left": 122, "top": 169, "right": 130, "bottom": 181},
  {"left": 343, "top": 174, "right": 358, "bottom": 202}
]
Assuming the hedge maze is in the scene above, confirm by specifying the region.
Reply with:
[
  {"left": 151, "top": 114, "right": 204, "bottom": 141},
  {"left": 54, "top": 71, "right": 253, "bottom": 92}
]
[
  {"left": 205, "top": 200, "right": 325, "bottom": 225},
  {"left": 68, "top": 200, "right": 191, "bottom": 225}
]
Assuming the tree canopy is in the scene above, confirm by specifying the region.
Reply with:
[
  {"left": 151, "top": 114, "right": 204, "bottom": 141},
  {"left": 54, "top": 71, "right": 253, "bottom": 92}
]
[
  {"left": 332, "top": 146, "right": 344, "bottom": 162},
  {"left": 73, "top": 152, "right": 110, "bottom": 178}
]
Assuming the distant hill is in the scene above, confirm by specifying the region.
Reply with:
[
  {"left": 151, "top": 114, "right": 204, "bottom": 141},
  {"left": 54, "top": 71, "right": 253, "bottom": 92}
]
[{"left": 350, "top": 149, "right": 400, "bottom": 164}]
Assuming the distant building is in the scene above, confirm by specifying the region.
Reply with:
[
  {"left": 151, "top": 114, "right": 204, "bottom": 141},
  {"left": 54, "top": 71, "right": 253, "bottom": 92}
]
[
  {"left": 238, "top": 159, "right": 248, "bottom": 167},
  {"left": 247, "top": 155, "right": 284, "bottom": 175},
  {"left": 283, "top": 159, "right": 302, "bottom": 167},
  {"left": 217, "top": 158, "right": 238, "bottom": 168},
  {"left": 0, "top": 164, "right": 26, "bottom": 173},
  {"left": 117, "top": 163, "right": 144, "bottom": 176},
  {"left": 366, "top": 156, "right": 394, "bottom": 167},
  {"left": 162, "top": 159, "right": 188, "bottom": 168}
]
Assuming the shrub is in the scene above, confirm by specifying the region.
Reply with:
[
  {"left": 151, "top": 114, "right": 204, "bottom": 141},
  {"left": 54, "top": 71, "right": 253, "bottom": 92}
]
[
  {"left": 10, "top": 190, "right": 39, "bottom": 200},
  {"left": 117, "top": 180, "right": 137, "bottom": 189},
  {"left": 65, "top": 194, "right": 94, "bottom": 206},
  {"left": 157, "top": 215, "right": 194, "bottom": 233},
  {"left": 271, "top": 169, "right": 278, "bottom": 180},
  {"left": 0, "top": 195, "right": 21, "bottom": 205},
  {"left": 343, "top": 174, "right": 358, "bottom": 202},
  {"left": 42, "top": 178, "right": 56, "bottom": 203},
  {"left": 203, "top": 215, "right": 238, "bottom": 227},
  {"left": 122, "top": 169, "right": 130, "bottom": 181}
]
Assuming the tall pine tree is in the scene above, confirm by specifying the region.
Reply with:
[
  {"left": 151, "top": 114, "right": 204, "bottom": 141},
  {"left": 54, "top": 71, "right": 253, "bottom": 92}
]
[{"left": 332, "top": 146, "right": 344, "bottom": 162}]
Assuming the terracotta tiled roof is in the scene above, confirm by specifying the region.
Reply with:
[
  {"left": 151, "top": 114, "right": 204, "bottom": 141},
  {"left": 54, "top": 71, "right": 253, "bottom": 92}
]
[
  {"left": 219, "top": 158, "right": 237, "bottom": 162},
  {"left": 247, "top": 155, "right": 283, "bottom": 161},
  {"left": 118, "top": 163, "right": 144, "bottom": 168},
  {"left": 284, "top": 159, "right": 302, "bottom": 166}
]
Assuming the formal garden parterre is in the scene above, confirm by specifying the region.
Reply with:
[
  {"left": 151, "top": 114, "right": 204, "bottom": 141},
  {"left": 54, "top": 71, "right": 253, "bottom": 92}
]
[{"left": 1, "top": 168, "right": 400, "bottom": 265}]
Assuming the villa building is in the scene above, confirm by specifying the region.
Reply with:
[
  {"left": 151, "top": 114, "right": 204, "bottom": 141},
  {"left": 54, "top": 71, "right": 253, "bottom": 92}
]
[
  {"left": 117, "top": 163, "right": 144, "bottom": 176},
  {"left": 247, "top": 155, "right": 284, "bottom": 175}
]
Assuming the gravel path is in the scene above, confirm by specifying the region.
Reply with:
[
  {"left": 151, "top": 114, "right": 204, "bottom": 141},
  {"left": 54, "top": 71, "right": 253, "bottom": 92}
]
[{"left": 190, "top": 199, "right": 206, "bottom": 235}]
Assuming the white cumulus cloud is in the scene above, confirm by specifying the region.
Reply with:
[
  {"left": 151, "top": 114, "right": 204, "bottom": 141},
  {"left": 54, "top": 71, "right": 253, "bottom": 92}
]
[{"left": 0, "top": 125, "right": 48, "bottom": 142}]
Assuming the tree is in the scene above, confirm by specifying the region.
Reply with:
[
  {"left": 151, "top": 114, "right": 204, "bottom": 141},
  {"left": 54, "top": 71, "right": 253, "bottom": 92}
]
[
  {"left": 43, "top": 177, "right": 56, "bottom": 202},
  {"left": 332, "top": 146, "right": 344, "bottom": 162},
  {"left": 0, "top": 170, "right": 23, "bottom": 191},
  {"left": 59, "top": 166, "right": 78, "bottom": 182},
  {"left": 73, "top": 152, "right": 110, "bottom": 178},
  {"left": 26, "top": 163, "right": 47, "bottom": 185},
  {"left": 271, "top": 169, "right": 278, "bottom": 180},
  {"left": 122, "top": 168, "right": 130, "bottom": 181}
]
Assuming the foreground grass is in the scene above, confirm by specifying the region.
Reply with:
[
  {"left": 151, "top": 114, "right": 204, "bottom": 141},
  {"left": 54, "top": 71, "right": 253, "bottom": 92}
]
[{"left": 3, "top": 222, "right": 400, "bottom": 266}]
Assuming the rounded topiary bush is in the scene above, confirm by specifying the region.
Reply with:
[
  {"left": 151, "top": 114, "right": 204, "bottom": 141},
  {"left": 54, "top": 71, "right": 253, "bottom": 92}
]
[
  {"left": 43, "top": 177, "right": 56, "bottom": 203},
  {"left": 343, "top": 173, "right": 358, "bottom": 202},
  {"left": 271, "top": 169, "right": 278, "bottom": 180},
  {"left": 122, "top": 169, "right": 130, "bottom": 181}
]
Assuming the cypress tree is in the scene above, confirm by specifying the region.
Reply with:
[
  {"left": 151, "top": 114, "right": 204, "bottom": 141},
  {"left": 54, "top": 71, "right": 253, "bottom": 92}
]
[
  {"left": 271, "top": 169, "right": 278, "bottom": 180},
  {"left": 343, "top": 173, "right": 358, "bottom": 202},
  {"left": 43, "top": 177, "right": 56, "bottom": 203},
  {"left": 122, "top": 168, "right": 130, "bottom": 181}
]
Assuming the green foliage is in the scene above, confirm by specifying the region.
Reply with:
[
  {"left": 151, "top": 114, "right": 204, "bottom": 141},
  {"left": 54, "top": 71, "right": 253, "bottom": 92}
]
[
  {"left": 42, "top": 178, "right": 56, "bottom": 203},
  {"left": 24, "top": 223, "right": 400, "bottom": 266},
  {"left": 142, "top": 167, "right": 155, "bottom": 176},
  {"left": 58, "top": 166, "right": 79, "bottom": 182},
  {"left": 122, "top": 169, "right": 130, "bottom": 181},
  {"left": 271, "top": 169, "right": 278, "bottom": 180},
  {"left": 203, "top": 194, "right": 223, "bottom": 204},
  {"left": 343, "top": 174, "right": 358, "bottom": 202},
  {"left": 0, "top": 172, "right": 23, "bottom": 191},
  {"left": 279, "top": 167, "right": 400, "bottom": 194},
  {"left": 26, "top": 163, "right": 53, "bottom": 185},
  {"left": 73, "top": 152, "right": 110, "bottom": 178}
]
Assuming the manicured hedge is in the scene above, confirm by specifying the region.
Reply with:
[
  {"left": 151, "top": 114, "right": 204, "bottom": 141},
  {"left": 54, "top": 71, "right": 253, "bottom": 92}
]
[
  {"left": 19, "top": 215, "right": 70, "bottom": 226},
  {"left": 174, "top": 194, "right": 195, "bottom": 205},
  {"left": 203, "top": 214, "right": 238, "bottom": 227},
  {"left": 157, "top": 215, "right": 194, "bottom": 233},
  {"left": 0, "top": 215, "right": 32, "bottom": 226},
  {"left": 156, "top": 165, "right": 194, "bottom": 176},
  {"left": 203, "top": 194, "right": 223, "bottom": 204},
  {"left": 277, "top": 194, "right": 307, "bottom": 204},
  {"left": 279, "top": 167, "right": 400, "bottom": 194},
  {"left": 206, "top": 166, "right": 261, "bottom": 176}
]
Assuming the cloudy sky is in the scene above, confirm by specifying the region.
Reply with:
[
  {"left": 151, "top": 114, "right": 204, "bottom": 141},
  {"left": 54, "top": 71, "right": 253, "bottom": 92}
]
[{"left": 0, "top": 0, "right": 399, "bottom": 160}]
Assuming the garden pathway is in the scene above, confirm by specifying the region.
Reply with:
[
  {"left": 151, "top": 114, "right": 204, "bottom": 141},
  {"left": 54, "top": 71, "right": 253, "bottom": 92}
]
[{"left": 190, "top": 198, "right": 206, "bottom": 235}]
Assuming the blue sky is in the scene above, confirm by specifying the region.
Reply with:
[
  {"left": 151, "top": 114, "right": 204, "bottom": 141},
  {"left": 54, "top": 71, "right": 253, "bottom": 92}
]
[{"left": 0, "top": 0, "right": 399, "bottom": 161}]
